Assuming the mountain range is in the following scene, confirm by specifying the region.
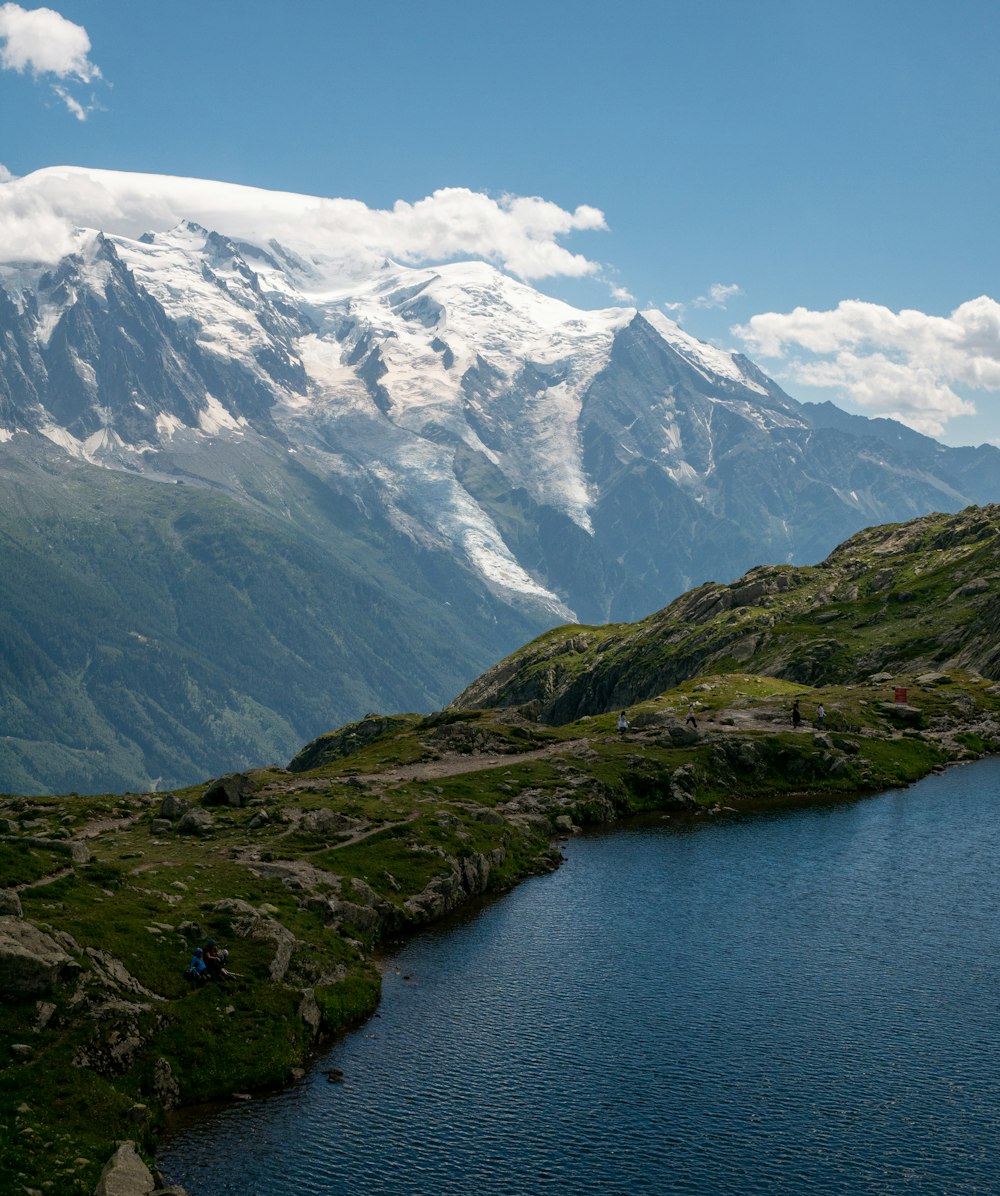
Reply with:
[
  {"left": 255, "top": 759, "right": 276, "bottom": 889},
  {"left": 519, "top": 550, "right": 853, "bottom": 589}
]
[{"left": 2, "top": 167, "right": 999, "bottom": 794}]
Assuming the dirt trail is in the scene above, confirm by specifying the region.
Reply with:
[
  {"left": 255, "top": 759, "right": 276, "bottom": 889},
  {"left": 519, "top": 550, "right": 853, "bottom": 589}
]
[{"left": 371, "top": 737, "right": 593, "bottom": 785}]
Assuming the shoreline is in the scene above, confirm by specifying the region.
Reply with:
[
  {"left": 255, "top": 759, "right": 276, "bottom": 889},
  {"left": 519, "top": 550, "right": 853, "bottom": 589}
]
[{"left": 3, "top": 675, "right": 999, "bottom": 1193}]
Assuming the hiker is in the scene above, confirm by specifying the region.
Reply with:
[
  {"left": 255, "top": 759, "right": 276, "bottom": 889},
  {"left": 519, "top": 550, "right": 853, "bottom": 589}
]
[
  {"left": 792, "top": 700, "right": 802, "bottom": 729},
  {"left": 203, "top": 939, "right": 230, "bottom": 981},
  {"left": 685, "top": 703, "right": 698, "bottom": 728},
  {"left": 617, "top": 711, "right": 630, "bottom": 737},
  {"left": 186, "top": 947, "right": 207, "bottom": 985},
  {"left": 816, "top": 703, "right": 826, "bottom": 730}
]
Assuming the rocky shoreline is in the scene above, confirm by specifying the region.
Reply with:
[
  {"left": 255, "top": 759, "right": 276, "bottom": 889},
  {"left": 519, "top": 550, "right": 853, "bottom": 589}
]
[{"left": 3, "top": 668, "right": 998, "bottom": 1193}]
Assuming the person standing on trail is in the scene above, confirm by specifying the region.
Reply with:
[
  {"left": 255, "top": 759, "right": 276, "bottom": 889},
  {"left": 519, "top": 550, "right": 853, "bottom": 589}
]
[
  {"left": 816, "top": 703, "right": 826, "bottom": 730},
  {"left": 685, "top": 703, "right": 698, "bottom": 728},
  {"left": 792, "top": 700, "right": 802, "bottom": 729},
  {"left": 617, "top": 711, "right": 630, "bottom": 737}
]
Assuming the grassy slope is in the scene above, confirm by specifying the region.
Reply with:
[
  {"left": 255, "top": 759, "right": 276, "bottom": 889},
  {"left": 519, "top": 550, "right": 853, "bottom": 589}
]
[
  {"left": 1, "top": 505, "right": 999, "bottom": 1189},
  {"left": 452, "top": 505, "right": 1000, "bottom": 719}
]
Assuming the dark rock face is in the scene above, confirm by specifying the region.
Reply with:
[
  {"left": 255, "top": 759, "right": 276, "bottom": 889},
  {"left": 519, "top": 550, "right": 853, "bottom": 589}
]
[
  {"left": 0, "top": 917, "right": 74, "bottom": 997},
  {"left": 201, "top": 773, "right": 253, "bottom": 808}
]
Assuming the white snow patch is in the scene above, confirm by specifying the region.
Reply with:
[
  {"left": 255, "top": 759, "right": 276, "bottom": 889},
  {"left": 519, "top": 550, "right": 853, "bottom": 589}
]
[
  {"left": 198, "top": 394, "right": 246, "bottom": 434},
  {"left": 642, "top": 309, "right": 768, "bottom": 394},
  {"left": 155, "top": 412, "right": 186, "bottom": 438}
]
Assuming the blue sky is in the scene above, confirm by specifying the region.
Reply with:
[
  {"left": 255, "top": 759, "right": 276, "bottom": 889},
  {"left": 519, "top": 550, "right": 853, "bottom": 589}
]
[{"left": 1, "top": 0, "right": 999, "bottom": 446}]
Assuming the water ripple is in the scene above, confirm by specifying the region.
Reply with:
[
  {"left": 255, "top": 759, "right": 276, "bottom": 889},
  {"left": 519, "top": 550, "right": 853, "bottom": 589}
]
[{"left": 161, "top": 759, "right": 1000, "bottom": 1195}]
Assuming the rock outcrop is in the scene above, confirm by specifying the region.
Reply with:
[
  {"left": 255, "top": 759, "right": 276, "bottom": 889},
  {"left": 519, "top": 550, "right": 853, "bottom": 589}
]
[{"left": 0, "top": 917, "right": 74, "bottom": 997}]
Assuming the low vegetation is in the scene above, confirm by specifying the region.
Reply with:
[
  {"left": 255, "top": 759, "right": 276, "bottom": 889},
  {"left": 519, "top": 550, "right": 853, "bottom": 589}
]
[{"left": 1, "top": 506, "right": 999, "bottom": 1192}]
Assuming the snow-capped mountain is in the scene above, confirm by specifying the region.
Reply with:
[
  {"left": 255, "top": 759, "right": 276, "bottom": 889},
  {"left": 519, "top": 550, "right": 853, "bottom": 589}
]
[
  {"left": 7, "top": 208, "right": 992, "bottom": 624},
  {"left": 2, "top": 167, "right": 999, "bottom": 793}
]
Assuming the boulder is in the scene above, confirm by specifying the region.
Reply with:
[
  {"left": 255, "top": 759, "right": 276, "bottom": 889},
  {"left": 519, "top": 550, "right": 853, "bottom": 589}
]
[
  {"left": 157, "top": 795, "right": 190, "bottom": 821},
  {"left": 151, "top": 1058, "right": 181, "bottom": 1112},
  {"left": 300, "top": 809, "right": 360, "bottom": 836},
  {"left": 879, "top": 702, "right": 924, "bottom": 726},
  {"left": 0, "top": 917, "right": 74, "bottom": 997},
  {"left": 22, "top": 836, "right": 90, "bottom": 863},
  {"left": 0, "top": 888, "right": 23, "bottom": 916},
  {"left": 94, "top": 1141, "right": 155, "bottom": 1196},
  {"left": 177, "top": 808, "right": 213, "bottom": 835},
  {"left": 201, "top": 773, "right": 253, "bottom": 808}
]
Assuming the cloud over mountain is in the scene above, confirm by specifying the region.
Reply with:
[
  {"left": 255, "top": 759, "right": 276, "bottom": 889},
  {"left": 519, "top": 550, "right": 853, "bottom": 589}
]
[
  {"left": 735, "top": 296, "right": 1000, "bottom": 438},
  {"left": 0, "top": 166, "right": 608, "bottom": 282}
]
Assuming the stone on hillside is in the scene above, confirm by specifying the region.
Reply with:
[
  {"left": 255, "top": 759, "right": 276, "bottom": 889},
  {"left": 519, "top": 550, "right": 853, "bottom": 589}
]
[
  {"left": 158, "top": 795, "right": 190, "bottom": 820},
  {"left": 177, "top": 808, "right": 213, "bottom": 835},
  {"left": 0, "top": 918, "right": 73, "bottom": 997},
  {"left": 148, "top": 819, "right": 171, "bottom": 836},
  {"left": 94, "top": 1140, "right": 155, "bottom": 1196},
  {"left": 22, "top": 835, "right": 90, "bottom": 863},
  {"left": 202, "top": 772, "right": 253, "bottom": 808},
  {"left": 812, "top": 733, "right": 833, "bottom": 749},
  {"left": 668, "top": 723, "right": 701, "bottom": 746},
  {"left": 879, "top": 702, "right": 923, "bottom": 726},
  {"left": 151, "top": 1058, "right": 181, "bottom": 1111},
  {"left": 916, "top": 672, "right": 952, "bottom": 686},
  {"left": 0, "top": 888, "right": 22, "bottom": 916},
  {"left": 247, "top": 810, "right": 270, "bottom": 829},
  {"left": 950, "top": 578, "right": 991, "bottom": 599},
  {"left": 0, "top": 816, "right": 18, "bottom": 833},
  {"left": 301, "top": 809, "right": 359, "bottom": 836}
]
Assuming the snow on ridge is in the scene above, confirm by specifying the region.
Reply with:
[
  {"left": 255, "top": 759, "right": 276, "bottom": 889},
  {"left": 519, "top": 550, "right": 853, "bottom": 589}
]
[{"left": 641, "top": 309, "right": 768, "bottom": 394}]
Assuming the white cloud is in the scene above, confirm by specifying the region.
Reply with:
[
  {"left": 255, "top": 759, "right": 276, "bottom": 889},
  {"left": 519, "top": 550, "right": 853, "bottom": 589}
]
[
  {"left": 0, "top": 163, "right": 14, "bottom": 183},
  {"left": 662, "top": 281, "right": 743, "bottom": 323},
  {"left": 608, "top": 283, "right": 635, "bottom": 304},
  {"left": 0, "top": 3, "right": 102, "bottom": 117},
  {"left": 734, "top": 297, "right": 1000, "bottom": 437},
  {"left": 697, "top": 282, "right": 743, "bottom": 308},
  {"left": 0, "top": 166, "right": 609, "bottom": 283}
]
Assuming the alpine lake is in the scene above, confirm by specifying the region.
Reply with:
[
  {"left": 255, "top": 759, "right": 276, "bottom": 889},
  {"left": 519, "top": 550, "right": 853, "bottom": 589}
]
[{"left": 160, "top": 756, "right": 1000, "bottom": 1195}]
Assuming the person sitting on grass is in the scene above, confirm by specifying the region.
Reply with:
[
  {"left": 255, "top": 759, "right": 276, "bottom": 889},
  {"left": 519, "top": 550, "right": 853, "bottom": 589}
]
[
  {"left": 186, "top": 947, "right": 207, "bottom": 985},
  {"left": 202, "top": 939, "right": 231, "bottom": 981}
]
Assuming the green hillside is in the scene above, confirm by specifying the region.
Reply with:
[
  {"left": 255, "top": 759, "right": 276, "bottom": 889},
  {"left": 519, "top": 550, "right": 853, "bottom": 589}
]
[
  {"left": 0, "top": 446, "right": 547, "bottom": 795},
  {"left": 454, "top": 505, "right": 1000, "bottom": 721},
  {"left": 0, "top": 505, "right": 998, "bottom": 1191}
]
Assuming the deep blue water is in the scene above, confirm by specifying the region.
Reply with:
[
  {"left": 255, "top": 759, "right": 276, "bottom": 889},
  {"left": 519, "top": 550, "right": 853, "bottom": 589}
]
[{"left": 160, "top": 759, "right": 1000, "bottom": 1194}]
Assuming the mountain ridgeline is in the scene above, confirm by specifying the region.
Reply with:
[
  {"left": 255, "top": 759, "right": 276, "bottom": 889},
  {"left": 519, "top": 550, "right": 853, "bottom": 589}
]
[
  {"left": 454, "top": 505, "right": 1000, "bottom": 723},
  {"left": 2, "top": 178, "right": 1000, "bottom": 794}
]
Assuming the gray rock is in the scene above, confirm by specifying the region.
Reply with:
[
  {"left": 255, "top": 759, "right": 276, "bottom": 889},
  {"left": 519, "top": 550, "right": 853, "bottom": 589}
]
[
  {"left": 148, "top": 819, "right": 171, "bottom": 836},
  {"left": 22, "top": 835, "right": 90, "bottom": 863},
  {"left": 247, "top": 810, "right": 270, "bottom": 829},
  {"left": 151, "top": 1057, "right": 181, "bottom": 1112},
  {"left": 0, "top": 917, "right": 73, "bottom": 997},
  {"left": 0, "top": 817, "right": 18, "bottom": 833},
  {"left": 300, "top": 808, "right": 359, "bottom": 836},
  {"left": 157, "top": 795, "right": 190, "bottom": 821},
  {"left": 879, "top": 702, "right": 924, "bottom": 726},
  {"left": 177, "top": 808, "right": 214, "bottom": 835},
  {"left": 668, "top": 723, "right": 701, "bottom": 746},
  {"left": 299, "top": 988, "right": 322, "bottom": 1036},
  {"left": 94, "top": 1140, "right": 155, "bottom": 1196},
  {"left": 0, "top": 888, "right": 22, "bottom": 916},
  {"left": 202, "top": 773, "right": 253, "bottom": 809}
]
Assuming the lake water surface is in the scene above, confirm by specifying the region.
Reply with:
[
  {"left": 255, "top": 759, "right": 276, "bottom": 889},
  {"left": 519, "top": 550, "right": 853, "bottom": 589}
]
[{"left": 160, "top": 759, "right": 1000, "bottom": 1194}]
